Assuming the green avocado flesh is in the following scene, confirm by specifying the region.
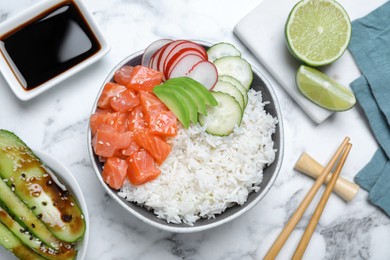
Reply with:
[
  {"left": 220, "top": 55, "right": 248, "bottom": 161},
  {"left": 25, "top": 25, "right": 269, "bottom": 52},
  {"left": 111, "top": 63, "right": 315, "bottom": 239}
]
[
  {"left": 168, "top": 77, "right": 218, "bottom": 106},
  {"left": 153, "top": 87, "right": 190, "bottom": 128},
  {"left": 0, "top": 130, "right": 85, "bottom": 245},
  {"left": 162, "top": 83, "right": 207, "bottom": 115},
  {"left": 153, "top": 77, "right": 218, "bottom": 128}
]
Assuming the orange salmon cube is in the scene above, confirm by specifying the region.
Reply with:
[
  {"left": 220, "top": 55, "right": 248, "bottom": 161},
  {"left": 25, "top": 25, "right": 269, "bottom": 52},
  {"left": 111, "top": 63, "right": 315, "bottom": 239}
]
[
  {"left": 126, "top": 150, "right": 160, "bottom": 185},
  {"left": 127, "top": 66, "right": 163, "bottom": 92},
  {"left": 102, "top": 157, "right": 128, "bottom": 189}
]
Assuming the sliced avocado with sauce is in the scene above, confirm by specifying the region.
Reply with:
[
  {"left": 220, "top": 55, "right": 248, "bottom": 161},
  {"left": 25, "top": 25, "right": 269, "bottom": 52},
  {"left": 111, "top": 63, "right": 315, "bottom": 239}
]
[
  {"left": 0, "top": 205, "right": 76, "bottom": 260},
  {"left": 153, "top": 87, "right": 191, "bottom": 128},
  {"left": 0, "top": 130, "right": 86, "bottom": 243},
  {"left": 0, "top": 221, "right": 44, "bottom": 260}
]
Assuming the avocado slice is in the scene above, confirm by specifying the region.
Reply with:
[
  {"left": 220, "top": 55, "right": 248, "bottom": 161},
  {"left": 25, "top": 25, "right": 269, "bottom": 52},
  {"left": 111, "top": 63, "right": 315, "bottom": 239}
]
[
  {"left": 162, "top": 82, "right": 208, "bottom": 116},
  {"left": 162, "top": 83, "right": 199, "bottom": 123},
  {"left": 153, "top": 87, "right": 190, "bottom": 128},
  {"left": 0, "top": 221, "right": 44, "bottom": 260},
  {"left": 0, "top": 205, "right": 76, "bottom": 260},
  {"left": 0, "top": 130, "right": 86, "bottom": 243},
  {"left": 167, "top": 77, "right": 218, "bottom": 106}
]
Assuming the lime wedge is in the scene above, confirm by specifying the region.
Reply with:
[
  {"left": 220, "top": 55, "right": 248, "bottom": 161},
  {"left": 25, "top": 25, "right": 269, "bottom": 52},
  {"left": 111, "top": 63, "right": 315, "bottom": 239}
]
[
  {"left": 285, "top": 0, "right": 351, "bottom": 66},
  {"left": 296, "top": 65, "right": 356, "bottom": 111}
]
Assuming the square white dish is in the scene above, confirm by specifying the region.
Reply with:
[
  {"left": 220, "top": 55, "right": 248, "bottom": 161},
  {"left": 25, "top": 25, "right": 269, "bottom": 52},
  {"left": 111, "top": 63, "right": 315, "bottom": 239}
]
[{"left": 0, "top": 0, "right": 110, "bottom": 101}]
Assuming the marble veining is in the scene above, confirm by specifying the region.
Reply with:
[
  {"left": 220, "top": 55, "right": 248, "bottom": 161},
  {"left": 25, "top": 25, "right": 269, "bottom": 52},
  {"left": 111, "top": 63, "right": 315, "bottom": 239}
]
[{"left": 0, "top": 0, "right": 390, "bottom": 259}]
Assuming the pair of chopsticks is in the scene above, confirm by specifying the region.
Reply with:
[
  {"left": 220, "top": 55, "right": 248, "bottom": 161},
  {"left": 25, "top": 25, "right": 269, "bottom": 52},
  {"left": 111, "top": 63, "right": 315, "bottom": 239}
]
[{"left": 264, "top": 137, "right": 352, "bottom": 260}]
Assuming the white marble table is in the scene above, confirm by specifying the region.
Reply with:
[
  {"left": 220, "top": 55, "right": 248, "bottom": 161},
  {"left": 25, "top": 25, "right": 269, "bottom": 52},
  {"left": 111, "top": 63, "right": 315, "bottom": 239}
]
[{"left": 1, "top": 0, "right": 389, "bottom": 259}]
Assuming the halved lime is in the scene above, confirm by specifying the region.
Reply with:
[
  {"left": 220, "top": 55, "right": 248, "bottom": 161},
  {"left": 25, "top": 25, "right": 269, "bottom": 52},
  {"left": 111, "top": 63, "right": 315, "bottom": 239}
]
[
  {"left": 285, "top": 0, "right": 351, "bottom": 66},
  {"left": 296, "top": 65, "right": 356, "bottom": 111}
]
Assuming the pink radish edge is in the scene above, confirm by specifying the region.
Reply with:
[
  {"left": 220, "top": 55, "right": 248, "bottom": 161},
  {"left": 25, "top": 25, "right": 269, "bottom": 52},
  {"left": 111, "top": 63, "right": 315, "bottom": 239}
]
[
  {"left": 142, "top": 39, "right": 173, "bottom": 67},
  {"left": 166, "top": 50, "right": 205, "bottom": 78},
  {"left": 157, "top": 40, "right": 187, "bottom": 73},
  {"left": 163, "top": 41, "right": 207, "bottom": 74},
  {"left": 186, "top": 60, "right": 218, "bottom": 90},
  {"left": 168, "top": 54, "right": 204, "bottom": 79}
]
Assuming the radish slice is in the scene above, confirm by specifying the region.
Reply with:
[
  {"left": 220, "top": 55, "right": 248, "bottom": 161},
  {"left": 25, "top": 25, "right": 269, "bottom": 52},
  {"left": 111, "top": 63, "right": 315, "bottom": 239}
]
[
  {"left": 163, "top": 41, "right": 207, "bottom": 73},
  {"left": 169, "top": 41, "right": 207, "bottom": 61},
  {"left": 168, "top": 54, "right": 204, "bottom": 79},
  {"left": 186, "top": 61, "right": 218, "bottom": 90},
  {"left": 158, "top": 40, "right": 187, "bottom": 73},
  {"left": 150, "top": 43, "right": 170, "bottom": 71},
  {"left": 142, "top": 39, "right": 173, "bottom": 67},
  {"left": 148, "top": 50, "right": 159, "bottom": 71},
  {"left": 165, "top": 50, "right": 205, "bottom": 78}
]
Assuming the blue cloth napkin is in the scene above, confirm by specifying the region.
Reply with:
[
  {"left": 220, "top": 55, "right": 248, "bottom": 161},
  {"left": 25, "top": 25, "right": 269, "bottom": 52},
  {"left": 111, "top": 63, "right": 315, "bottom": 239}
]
[{"left": 349, "top": 1, "right": 390, "bottom": 217}]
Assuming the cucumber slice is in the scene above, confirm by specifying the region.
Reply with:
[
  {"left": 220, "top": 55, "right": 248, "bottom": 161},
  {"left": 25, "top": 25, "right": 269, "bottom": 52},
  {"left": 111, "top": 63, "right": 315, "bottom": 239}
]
[
  {"left": 218, "top": 75, "right": 248, "bottom": 106},
  {"left": 213, "top": 56, "right": 253, "bottom": 90},
  {"left": 0, "top": 130, "right": 86, "bottom": 243},
  {"left": 207, "top": 42, "right": 241, "bottom": 62},
  {"left": 0, "top": 221, "right": 44, "bottom": 260},
  {"left": 0, "top": 205, "right": 76, "bottom": 260},
  {"left": 0, "top": 175, "right": 61, "bottom": 249},
  {"left": 199, "top": 92, "right": 242, "bottom": 136},
  {"left": 212, "top": 81, "right": 245, "bottom": 111}
]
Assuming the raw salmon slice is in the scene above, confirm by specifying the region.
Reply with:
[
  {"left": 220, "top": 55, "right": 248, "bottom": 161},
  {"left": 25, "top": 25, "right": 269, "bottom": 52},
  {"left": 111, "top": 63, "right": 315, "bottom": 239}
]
[
  {"left": 110, "top": 89, "right": 140, "bottom": 112},
  {"left": 90, "top": 111, "right": 128, "bottom": 135},
  {"left": 127, "top": 65, "right": 163, "bottom": 92},
  {"left": 126, "top": 106, "right": 147, "bottom": 131},
  {"left": 148, "top": 110, "right": 178, "bottom": 137},
  {"left": 92, "top": 125, "right": 131, "bottom": 157},
  {"left": 133, "top": 130, "right": 172, "bottom": 165},
  {"left": 97, "top": 82, "right": 127, "bottom": 109},
  {"left": 139, "top": 91, "right": 168, "bottom": 113},
  {"left": 102, "top": 157, "right": 128, "bottom": 189},
  {"left": 126, "top": 150, "right": 161, "bottom": 185},
  {"left": 114, "top": 65, "right": 134, "bottom": 86}
]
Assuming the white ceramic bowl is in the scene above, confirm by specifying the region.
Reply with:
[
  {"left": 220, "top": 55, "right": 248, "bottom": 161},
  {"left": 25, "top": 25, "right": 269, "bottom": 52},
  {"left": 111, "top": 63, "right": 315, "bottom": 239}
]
[
  {"left": 0, "top": 149, "right": 89, "bottom": 259},
  {"left": 34, "top": 150, "right": 89, "bottom": 259},
  {"left": 88, "top": 47, "right": 284, "bottom": 233},
  {"left": 0, "top": 0, "right": 110, "bottom": 101}
]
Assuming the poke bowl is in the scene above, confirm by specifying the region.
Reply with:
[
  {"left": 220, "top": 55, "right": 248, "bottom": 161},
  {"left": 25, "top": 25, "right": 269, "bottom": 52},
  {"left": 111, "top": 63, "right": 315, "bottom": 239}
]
[{"left": 88, "top": 40, "right": 284, "bottom": 233}]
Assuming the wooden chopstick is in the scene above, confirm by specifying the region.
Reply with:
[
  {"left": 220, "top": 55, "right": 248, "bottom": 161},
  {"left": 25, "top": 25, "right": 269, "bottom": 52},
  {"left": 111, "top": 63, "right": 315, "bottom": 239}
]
[
  {"left": 263, "top": 137, "right": 350, "bottom": 260},
  {"left": 292, "top": 143, "right": 352, "bottom": 259}
]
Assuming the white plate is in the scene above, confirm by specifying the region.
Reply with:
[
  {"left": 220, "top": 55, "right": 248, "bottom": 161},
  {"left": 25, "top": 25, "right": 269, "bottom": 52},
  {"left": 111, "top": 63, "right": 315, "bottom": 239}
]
[
  {"left": 0, "top": 0, "right": 110, "bottom": 101},
  {"left": 0, "top": 150, "right": 89, "bottom": 260}
]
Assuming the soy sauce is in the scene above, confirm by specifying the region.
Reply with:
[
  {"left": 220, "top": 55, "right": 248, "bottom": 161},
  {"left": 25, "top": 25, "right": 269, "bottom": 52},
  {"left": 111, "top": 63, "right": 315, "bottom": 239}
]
[{"left": 0, "top": 1, "right": 101, "bottom": 90}]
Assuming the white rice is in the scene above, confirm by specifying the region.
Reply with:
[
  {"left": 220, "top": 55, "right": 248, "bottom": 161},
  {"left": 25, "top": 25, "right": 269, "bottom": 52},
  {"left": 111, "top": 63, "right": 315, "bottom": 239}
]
[{"left": 118, "top": 89, "right": 278, "bottom": 225}]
